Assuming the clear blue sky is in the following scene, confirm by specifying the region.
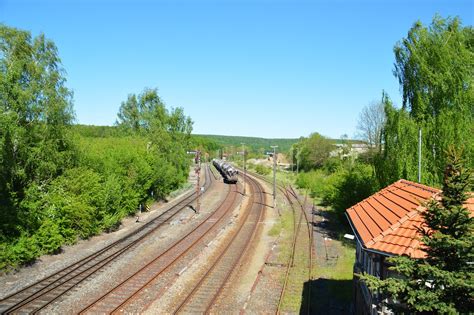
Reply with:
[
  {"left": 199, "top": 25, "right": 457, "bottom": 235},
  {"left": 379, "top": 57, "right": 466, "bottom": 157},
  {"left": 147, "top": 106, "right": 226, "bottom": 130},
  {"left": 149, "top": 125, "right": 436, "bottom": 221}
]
[{"left": 1, "top": 0, "right": 472, "bottom": 139}]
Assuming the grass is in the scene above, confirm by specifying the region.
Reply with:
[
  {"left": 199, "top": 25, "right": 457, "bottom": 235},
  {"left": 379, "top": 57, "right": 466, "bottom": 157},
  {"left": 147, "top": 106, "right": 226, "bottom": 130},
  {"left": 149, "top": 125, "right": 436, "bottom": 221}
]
[
  {"left": 280, "top": 214, "right": 311, "bottom": 312},
  {"left": 277, "top": 170, "right": 355, "bottom": 310},
  {"left": 268, "top": 190, "right": 312, "bottom": 313},
  {"left": 310, "top": 202, "right": 355, "bottom": 310},
  {"left": 268, "top": 207, "right": 293, "bottom": 237},
  {"left": 312, "top": 242, "right": 355, "bottom": 301},
  {"left": 264, "top": 168, "right": 355, "bottom": 311}
]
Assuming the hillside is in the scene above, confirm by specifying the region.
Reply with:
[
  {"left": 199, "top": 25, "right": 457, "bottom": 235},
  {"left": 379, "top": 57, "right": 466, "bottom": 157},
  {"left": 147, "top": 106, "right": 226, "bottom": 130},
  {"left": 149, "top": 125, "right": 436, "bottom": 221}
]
[{"left": 193, "top": 134, "right": 299, "bottom": 153}]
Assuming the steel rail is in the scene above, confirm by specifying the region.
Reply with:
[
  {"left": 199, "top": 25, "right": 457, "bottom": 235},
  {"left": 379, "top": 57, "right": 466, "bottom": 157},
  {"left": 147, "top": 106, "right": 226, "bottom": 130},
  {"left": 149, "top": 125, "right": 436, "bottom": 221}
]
[
  {"left": 78, "top": 182, "right": 239, "bottom": 314},
  {"left": 174, "top": 173, "right": 265, "bottom": 314},
  {"left": 285, "top": 186, "right": 313, "bottom": 315},
  {"left": 221, "top": 167, "right": 314, "bottom": 314},
  {"left": 276, "top": 187, "right": 304, "bottom": 314}
]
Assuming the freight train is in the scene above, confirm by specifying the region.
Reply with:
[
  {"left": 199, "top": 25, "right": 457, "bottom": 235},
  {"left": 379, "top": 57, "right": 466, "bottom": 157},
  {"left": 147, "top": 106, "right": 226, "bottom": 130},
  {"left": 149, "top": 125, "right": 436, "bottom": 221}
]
[{"left": 212, "top": 159, "right": 238, "bottom": 184}]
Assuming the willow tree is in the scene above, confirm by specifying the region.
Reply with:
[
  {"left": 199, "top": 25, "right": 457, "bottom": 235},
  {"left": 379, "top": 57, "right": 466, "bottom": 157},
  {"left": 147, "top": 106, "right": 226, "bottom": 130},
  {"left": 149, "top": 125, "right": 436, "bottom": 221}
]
[{"left": 376, "top": 16, "right": 474, "bottom": 187}]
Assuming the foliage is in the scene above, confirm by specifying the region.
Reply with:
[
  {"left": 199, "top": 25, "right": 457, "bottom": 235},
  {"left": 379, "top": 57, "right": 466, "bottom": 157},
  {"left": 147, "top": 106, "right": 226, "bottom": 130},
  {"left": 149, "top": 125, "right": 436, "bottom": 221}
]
[
  {"left": 254, "top": 164, "right": 271, "bottom": 175},
  {"left": 374, "top": 95, "right": 420, "bottom": 185},
  {"left": 0, "top": 25, "right": 194, "bottom": 271},
  {"left": 295, "top": 133, "right": 334, "bottom": 171},
  {"left": 296, "top": 162, "right": 378, "bottom": 218},
  {"left": 376, "top": 16, "right": 474, "bottom": 188},
  {"left": 71, "top": 124, "right": 126, "bottom": 138},
  {"left": 0, "top": 24, "right": 76, "bottom": 238},
  {"left": 190, "top": 135, "right": 221, "bottom": 157},
  {"left": 360, "top": 148, "right": 474, "bottom": 313},
  {"left": 196, "top": 134, "right": 298, "bottom": 155},
  {"left": 116, "top": 88, "right": 193, "bottom": 179}
]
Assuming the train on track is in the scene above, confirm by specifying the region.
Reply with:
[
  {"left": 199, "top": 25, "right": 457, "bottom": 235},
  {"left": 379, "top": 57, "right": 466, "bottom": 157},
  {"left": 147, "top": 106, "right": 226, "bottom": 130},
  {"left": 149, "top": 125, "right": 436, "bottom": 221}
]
[{"left": 212, "top": 159, "right": 238, "bottom": 184}]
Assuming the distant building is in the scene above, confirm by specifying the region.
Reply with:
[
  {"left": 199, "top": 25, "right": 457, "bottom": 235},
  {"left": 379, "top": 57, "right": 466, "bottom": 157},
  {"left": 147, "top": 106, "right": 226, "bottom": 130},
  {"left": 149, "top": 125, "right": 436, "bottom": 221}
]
[
  {"left": 330, "top": 143, "right": 372, "bottom": 159},
  {"left": 345, "top": 179, "right": 474, "bottom": 314}
]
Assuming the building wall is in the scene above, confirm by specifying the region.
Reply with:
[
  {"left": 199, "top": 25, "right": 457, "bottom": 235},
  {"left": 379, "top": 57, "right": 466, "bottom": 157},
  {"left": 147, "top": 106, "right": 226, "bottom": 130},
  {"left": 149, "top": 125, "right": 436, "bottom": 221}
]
[{"left": 353, "top": 240, "right": 389, "bottom": 314}]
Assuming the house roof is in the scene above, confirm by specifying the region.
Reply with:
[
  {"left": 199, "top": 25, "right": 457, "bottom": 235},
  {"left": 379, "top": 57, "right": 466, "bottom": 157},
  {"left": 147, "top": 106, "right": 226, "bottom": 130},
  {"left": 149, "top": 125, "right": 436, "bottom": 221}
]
[{"left": 346, "top": 179, "right": 474, "bottom": 258}]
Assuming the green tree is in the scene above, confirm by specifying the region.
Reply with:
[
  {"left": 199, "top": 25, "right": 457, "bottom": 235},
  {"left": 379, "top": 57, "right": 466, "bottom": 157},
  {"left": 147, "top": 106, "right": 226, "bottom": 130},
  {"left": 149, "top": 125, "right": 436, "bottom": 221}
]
[
  {"left": 116, "top": 88, "right": 166, "bottom": 133},
  {"left": 376, "top": 16, "right": 474, "bottom": 187},
  {"left": 361, "top": 148, "right": 474, "bottom": 313},
  {"left": 0, "top": 25, "right": 75, "bottom": 235},
  {"left": 116, "top": 94, "right": 140, "bottom": 132},
  {"left": 374, "top": 94, "right": 419, "bottom": 186},
  {"left": 297, "top": 132, "right": 333, "bottom": 171},
  {"left": 116, "top": 88, "right": 193, "bottom": 189}
]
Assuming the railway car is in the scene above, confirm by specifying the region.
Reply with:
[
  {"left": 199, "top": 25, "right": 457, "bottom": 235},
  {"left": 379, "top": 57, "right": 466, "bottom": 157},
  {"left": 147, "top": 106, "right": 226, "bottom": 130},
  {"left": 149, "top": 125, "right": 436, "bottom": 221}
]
[{"left": 212, "top": 159, "right": 238, "bottom": 184}]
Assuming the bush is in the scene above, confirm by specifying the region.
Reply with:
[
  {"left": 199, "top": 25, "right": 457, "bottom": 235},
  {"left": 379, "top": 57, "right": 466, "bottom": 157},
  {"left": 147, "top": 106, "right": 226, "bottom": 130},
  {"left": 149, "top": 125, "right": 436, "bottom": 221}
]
[
  {"left": 331, "top": 163, "right": 378, "bottom": 212},
  {"left": 0, "top": 135, "right": 191, "bottom": 271},
  {"left": 297, "top": 162, "right": 378, "bottom": 217},
  {"left": 255, "top": 164, "right": 271, "bottom": 175}
]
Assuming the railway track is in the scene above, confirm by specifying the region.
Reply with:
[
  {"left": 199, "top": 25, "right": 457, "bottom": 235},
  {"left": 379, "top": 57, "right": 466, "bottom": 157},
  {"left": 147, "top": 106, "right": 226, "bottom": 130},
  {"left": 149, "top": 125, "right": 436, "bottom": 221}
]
[
  {"left": 0, "top": 164, "right": 214, "bottom": 315},
  {"left": 79, "top": 180, "right": 240, "bottom": 314},
  {"left": 174, "top": 172, "right": 265, "bottom": 314},
  {"left": 277, "top": 186, "right": 313, "bottom": 314},
  {"left": 238, "top": 168, "right": 313, "bottom": 314}
]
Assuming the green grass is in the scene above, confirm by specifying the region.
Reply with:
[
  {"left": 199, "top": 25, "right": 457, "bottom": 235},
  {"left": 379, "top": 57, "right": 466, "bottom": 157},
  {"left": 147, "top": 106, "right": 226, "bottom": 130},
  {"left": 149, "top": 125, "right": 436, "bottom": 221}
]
[
  {"left": 268, "top": 209, "right": 293, "bottom": 237},
  {"left": 268, "top": 197, "right": 312, "bottom": 313},
  {"left": 313, "top": 242, "right": 354, "bottom": 301},
  {"left": 265, "top": 171, "right": 355, "bottom": 311}
]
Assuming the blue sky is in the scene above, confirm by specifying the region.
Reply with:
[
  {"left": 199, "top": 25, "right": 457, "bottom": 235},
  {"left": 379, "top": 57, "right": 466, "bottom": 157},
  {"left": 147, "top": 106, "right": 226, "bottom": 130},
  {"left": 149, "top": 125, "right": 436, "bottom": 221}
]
[{"left": 1, "top": 0, "right": 472, "bottom": 139}]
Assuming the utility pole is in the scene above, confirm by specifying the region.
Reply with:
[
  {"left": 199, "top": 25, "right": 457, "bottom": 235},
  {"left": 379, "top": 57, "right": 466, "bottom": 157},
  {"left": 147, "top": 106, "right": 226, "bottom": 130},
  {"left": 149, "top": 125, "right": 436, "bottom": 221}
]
[
  {"left": 271, "top": 145, "right": 278, "bottom": 209},
  {"left": 195, "top": 150, "right": 201, "bottom": 213},
  {"left": 418, "top": 128, "right": 422, "bottom": 183},
  {"left": 241, "top": 143, "right": 246, "bottom": 195}
]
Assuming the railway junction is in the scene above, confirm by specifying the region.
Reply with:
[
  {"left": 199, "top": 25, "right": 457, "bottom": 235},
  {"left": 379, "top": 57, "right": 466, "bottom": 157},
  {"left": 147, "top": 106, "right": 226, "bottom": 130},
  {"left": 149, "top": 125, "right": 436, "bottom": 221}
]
[{"left": 0, "top": 163, "right": 318, "bottom": 314}]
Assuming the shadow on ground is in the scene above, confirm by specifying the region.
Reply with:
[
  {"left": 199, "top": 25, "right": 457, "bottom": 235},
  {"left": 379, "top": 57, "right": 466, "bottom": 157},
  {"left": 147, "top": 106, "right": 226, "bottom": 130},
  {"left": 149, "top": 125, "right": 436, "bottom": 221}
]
[
  {"left": 300, "top": 278, "right": 353, "bottom": 315},
  {"left": 311, "top": 206, "right": 355, "bottom": 249}
]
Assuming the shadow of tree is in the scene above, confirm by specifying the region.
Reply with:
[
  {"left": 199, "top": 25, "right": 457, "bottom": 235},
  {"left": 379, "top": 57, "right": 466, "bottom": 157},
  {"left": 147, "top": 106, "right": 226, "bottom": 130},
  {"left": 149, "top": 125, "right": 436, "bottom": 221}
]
[
  {"left": 300, "top": 278, "right": 353, "bottom": 315},
  {"left": 311, "top": 206, "right": 355, "bottom": 249}
]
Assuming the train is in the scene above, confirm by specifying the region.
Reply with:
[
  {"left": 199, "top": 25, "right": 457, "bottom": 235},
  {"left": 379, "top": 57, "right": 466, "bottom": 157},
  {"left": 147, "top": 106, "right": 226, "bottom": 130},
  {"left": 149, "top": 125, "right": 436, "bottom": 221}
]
[{"left": 212, "top": 159, "right": 238, "bottom": 184}]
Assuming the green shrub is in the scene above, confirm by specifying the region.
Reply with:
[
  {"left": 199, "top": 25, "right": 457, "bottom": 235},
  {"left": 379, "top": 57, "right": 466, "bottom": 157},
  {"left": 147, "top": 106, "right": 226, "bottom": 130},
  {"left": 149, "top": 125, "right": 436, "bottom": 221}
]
[
  {"left": 255, "top": 164, "right": 271, "bottom": 175},
  {"left": 297, "top": 163, "right": 378, "bottom": 217}
]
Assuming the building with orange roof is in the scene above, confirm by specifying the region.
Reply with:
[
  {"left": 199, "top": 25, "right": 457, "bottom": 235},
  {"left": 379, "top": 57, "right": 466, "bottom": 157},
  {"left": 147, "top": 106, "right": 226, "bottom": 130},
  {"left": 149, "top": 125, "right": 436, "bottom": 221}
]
[{"left": 345, "top": 179, "right": 474, "bottom": 314}]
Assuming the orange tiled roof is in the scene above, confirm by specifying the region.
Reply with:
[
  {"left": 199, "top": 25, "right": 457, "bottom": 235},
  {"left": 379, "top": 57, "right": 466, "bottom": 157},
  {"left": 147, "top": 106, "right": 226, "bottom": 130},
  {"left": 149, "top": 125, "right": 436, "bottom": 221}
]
[{"left": 346, "top": 179, "right": 473, "bottom": 258}]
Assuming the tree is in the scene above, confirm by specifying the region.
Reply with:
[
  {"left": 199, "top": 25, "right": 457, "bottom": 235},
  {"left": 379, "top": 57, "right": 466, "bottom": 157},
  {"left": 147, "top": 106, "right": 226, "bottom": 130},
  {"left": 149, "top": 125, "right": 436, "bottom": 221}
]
[
  {"left": 374, "top": 94, "right": 419, "bottom": 186},
  {"left": 116, "top": 88, "right": 193, "bottom": 182},
  {"left": 297, "top": 133, "right": 334, "bottom": 171},
  {"left": 116, "top": 94, "right": 140, "bottom": 132},
  {"left": 376, "top": 15, "right": 474, "bottom": 187},
  {"left": 116, "top": 88, "right": 166, "bottom": 133},
  {"left": 0, "top": 25, "right": 75, "bottom": 235},
  {"left": 356, "top": 99, "right": 386, "bottom": 150},
  {"left": 360, "top": 148, "right": 474, "bottom": 313}
]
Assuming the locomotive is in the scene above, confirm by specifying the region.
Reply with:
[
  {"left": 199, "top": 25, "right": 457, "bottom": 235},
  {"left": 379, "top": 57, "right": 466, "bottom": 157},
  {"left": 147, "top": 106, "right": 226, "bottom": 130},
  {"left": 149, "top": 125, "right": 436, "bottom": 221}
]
[{"left": 212, "top": 159, "right": 238, "bottom": 184}]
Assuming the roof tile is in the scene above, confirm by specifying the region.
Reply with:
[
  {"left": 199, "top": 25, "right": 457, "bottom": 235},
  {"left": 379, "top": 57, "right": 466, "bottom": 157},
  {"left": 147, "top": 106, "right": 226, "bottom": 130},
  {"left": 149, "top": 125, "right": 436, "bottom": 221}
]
[{"left": 346, "top": 179, "right": 472, "bottom": 258}]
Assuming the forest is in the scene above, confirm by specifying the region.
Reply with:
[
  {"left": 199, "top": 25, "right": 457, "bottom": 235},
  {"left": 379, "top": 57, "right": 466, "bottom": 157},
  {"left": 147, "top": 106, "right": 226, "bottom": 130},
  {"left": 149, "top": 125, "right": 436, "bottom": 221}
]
[{"left": 0, "top": 25, "right": 195, "bottom": 271}]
